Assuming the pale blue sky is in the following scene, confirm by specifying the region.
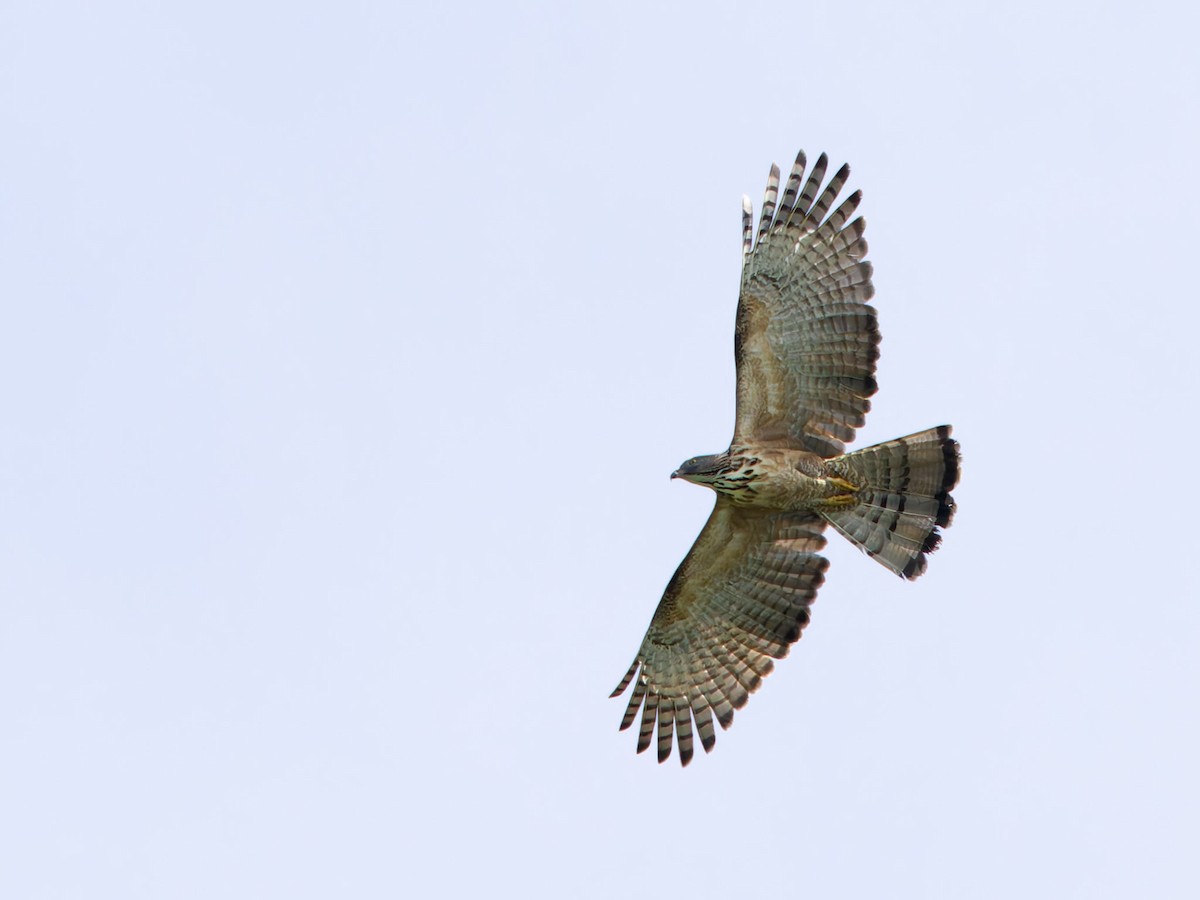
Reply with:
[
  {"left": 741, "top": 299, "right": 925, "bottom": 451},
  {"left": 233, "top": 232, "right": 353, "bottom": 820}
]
[{"left": 2, "top": 1, "right": 1198, "bottom": 897}]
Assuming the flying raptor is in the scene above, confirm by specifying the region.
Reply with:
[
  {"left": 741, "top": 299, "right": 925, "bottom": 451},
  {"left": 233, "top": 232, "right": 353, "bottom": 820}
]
[{"left": 612, "top": 150, "right": 961, "bottom": 765}]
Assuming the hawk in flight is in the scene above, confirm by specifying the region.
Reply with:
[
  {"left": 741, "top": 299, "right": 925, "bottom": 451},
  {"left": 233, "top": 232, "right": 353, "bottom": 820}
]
[{"left": 612, "top": 150, "right": 960, "bottom": 765}]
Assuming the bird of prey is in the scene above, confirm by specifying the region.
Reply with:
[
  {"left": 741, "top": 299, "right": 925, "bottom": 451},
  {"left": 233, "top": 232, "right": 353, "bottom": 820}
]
[{"left": 611, "top": 150, "right": 960, "bottom": 766}]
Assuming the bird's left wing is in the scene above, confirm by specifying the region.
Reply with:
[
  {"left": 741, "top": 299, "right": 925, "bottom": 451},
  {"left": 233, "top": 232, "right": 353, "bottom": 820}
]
[
  {"left": 733, "top": 151, "right": 879, "bottom": 457},
  {"left": 611, "top": 500, "right": 828, "bottom": 765}
]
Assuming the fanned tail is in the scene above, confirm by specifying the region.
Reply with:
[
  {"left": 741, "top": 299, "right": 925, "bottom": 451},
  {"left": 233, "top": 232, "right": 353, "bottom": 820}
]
[{"left": 822, "top": 426, "right": 960, "bottom": 579}]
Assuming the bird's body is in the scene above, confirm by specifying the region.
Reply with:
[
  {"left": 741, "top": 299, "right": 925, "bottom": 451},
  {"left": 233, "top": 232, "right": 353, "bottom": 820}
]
[
  {"left": 675, "top": 446, "right": 860, "bottom": 510},
  {"left": 612, "top": 150, "right": 961, "bottom": 765}
]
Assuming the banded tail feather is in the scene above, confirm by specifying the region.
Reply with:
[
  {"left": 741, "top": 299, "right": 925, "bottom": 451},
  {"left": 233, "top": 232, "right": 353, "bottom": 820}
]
[{"left": 823, "top": 426, "right": 960, "bottom": 579}]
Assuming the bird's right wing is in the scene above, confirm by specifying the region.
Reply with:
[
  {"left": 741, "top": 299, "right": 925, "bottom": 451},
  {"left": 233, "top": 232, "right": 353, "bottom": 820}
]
[{"left": 611, "top": 499, "right": 829, "bottom": 765}]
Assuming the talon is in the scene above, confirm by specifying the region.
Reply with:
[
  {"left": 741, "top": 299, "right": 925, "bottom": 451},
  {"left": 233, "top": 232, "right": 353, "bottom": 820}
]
[
  {"left": 829, "top": 476, "right": 860, "bottom": 494},
  {"left": 818, "top": 476, "right": 861, "bottom": 508}
]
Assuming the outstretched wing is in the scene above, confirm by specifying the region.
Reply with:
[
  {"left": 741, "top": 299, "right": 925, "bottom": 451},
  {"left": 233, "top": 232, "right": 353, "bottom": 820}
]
[
  {"left": 734, "top": 151, "right": 880, "bottom": 458},
  {"left": 611, "top": 500, "right": 828, "bottom": 765}
]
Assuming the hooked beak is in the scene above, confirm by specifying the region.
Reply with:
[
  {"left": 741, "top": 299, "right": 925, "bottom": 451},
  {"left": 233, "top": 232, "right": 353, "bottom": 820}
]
[{"left": 670, "top": 469, "right": 680, "bottom": 479}]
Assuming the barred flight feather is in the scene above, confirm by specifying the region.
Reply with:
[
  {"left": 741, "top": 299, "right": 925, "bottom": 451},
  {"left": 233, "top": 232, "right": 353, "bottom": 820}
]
[
  {"left": 787, "top": 152, "right": 828, "bottom": 233},
  {"left": 741, "top": 195, "right": 753, "bottom": 260},
  {"left": 778, "top": 150, "right": 806, "bottom": 216},
  {"left": 757, "top": 163, "right": 781, "bottom": 248},
  {"left": 674, "top": 698, "right": 695, "bottom": 765},
  {"left": 693, "top": 698, "right": 717, "bottom": 752}
]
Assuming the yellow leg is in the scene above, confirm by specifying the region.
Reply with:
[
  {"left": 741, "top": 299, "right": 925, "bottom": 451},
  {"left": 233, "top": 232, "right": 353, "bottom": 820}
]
[
  {"left": 821, "top": 493, "right": 859, "bottom": 508},
  {"left": 818, "top": 476, "right": 861, "bottom": 508},
  {"left": 827, "top": 476, "right": 860, "bottom": 494}
]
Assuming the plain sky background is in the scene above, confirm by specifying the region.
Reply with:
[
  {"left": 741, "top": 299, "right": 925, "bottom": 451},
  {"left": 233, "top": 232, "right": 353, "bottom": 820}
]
[{"left": 2, "top": 1, "right": 1198, "bottom": 897}]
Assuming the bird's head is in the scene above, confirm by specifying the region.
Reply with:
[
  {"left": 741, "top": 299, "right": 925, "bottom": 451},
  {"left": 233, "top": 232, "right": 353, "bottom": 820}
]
[{"left": 671, "top": 452, "right": 734, "bottom": 488}]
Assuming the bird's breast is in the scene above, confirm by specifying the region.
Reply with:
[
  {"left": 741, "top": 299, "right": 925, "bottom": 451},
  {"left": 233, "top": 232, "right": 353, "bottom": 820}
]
[{"left": 715, "top": 454, "right": 848, "bottom": 511}]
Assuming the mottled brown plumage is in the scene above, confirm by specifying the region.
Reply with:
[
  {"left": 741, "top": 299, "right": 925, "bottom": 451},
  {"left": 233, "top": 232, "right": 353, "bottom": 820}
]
[{"left": 612, "top": 150, "right": 961, "bottom": 765}]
